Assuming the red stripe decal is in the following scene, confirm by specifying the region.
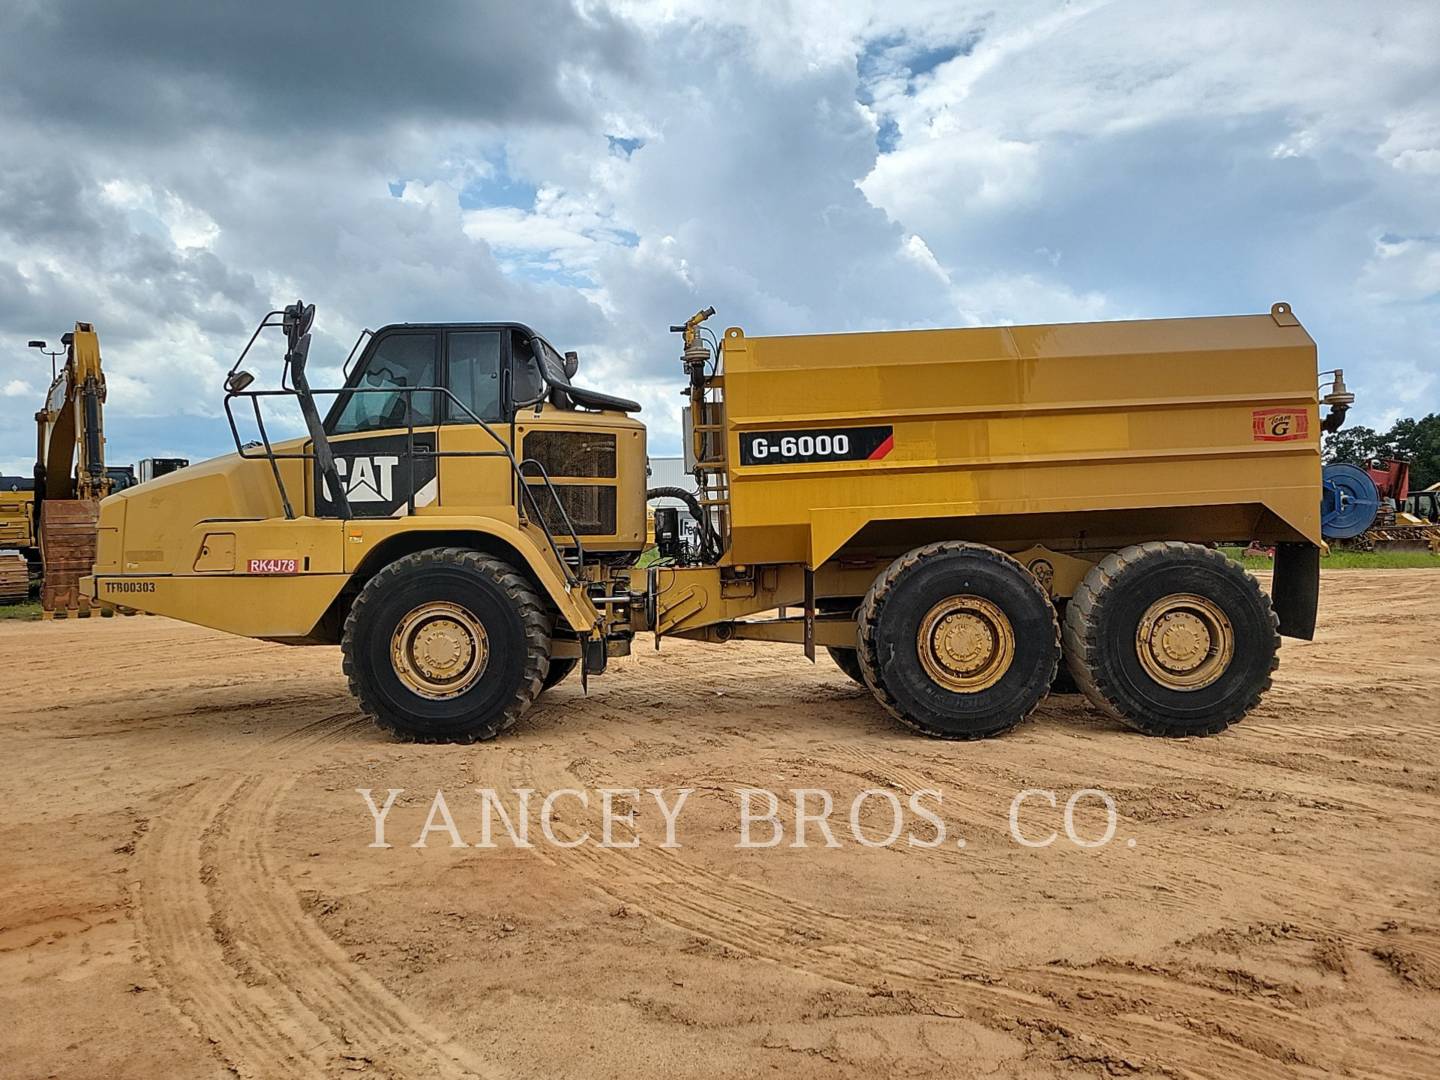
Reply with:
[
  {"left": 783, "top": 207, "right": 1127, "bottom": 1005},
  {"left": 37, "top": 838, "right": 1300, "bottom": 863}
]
[{"left": 867, "top": 434, "right": 895, "bottom": 460}]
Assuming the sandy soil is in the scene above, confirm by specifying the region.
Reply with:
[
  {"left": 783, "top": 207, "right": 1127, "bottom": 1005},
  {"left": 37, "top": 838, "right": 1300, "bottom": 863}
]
[{"left": 2, "top": 569, "right": 1438, "bottom": 1080}]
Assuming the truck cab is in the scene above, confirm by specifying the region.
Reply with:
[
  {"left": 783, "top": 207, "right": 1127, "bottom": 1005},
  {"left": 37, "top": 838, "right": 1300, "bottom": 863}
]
[
  {"left": 87, "top": 309, "right": 646, "bottom": 648},
  {"left": 315, "top": 321, "right": 647, "bottom": 552}
]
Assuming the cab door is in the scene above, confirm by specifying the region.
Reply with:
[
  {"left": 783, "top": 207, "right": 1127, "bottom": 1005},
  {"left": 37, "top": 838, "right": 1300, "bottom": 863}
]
[
  {"left": 313, "top": 329, "right": 441, "bottom": 518},
  {"left": 433, "top": 327, "right": 519, "bottom": 517}
]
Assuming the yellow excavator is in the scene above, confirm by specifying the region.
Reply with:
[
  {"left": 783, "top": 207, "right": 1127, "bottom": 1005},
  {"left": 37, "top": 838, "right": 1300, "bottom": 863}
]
[{"left": 15, "top": 323, "right": 115, "bottom": 614}]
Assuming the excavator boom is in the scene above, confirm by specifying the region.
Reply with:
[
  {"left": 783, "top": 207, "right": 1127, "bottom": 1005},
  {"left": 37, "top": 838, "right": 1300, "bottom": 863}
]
[{"left": 31, "top": 323, "right": 111, "bottom": 614}]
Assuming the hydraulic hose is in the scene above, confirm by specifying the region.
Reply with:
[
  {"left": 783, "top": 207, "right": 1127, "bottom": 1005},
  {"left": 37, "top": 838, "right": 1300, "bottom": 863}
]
[{"left": 646, "top": 486, "right": 721, "bottom": 563}]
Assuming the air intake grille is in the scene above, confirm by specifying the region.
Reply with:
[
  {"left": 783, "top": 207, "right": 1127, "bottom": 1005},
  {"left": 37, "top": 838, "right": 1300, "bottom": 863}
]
[
  {"left": 528, "top": 484, "right": 616, "bottom": 536},
  {"left": 524, "top": 432, "right": 616, "bottom": 479}
]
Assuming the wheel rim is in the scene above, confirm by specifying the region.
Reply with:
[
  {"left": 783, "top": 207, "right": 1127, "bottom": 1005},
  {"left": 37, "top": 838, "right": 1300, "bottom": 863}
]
[
  {"left": 1134, "top": 593, "right": 1233, "bottom": 691},
  {"left": 391, "top": 601, "right": 489, "bottom": 699},
  {"left": 917, "top": 595, "right": 1015, "bottom": 692}
]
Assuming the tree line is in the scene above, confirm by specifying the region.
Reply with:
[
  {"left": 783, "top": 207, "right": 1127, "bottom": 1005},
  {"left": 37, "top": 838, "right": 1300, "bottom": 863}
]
[{"left": 1324, "top": 413, "right": 1440, "bottom": 490}]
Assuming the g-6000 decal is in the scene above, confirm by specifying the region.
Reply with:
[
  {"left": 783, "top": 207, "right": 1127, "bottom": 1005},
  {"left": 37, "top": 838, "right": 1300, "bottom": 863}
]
[{"left": 738, "top": 425, "right": 894, "bottom": 466}]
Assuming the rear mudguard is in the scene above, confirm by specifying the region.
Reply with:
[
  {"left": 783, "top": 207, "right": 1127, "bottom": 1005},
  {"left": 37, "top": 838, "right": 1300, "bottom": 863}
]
[{"left": 1271, "top": 542, "right": 1320, "bottom": 640}]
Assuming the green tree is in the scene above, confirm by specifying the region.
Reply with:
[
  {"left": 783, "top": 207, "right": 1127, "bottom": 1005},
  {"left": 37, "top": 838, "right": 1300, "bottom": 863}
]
[
  {"left": 1323, "top": 424, "right": 1393, "bottom": 467},
  {"left": 1390, "top": 413, "right": 1440, "bottom": 489}
]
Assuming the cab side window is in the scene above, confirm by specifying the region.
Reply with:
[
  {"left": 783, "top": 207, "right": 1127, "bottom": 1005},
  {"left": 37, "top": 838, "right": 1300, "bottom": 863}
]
[
  {"left": 446, "top": 331, "right": 502, "bottom": 424},
  {"left": 510, "top": 331, "right": 546, "bottom": 407},
  {"left": 329, "top": 332, "right": 438, "bottom": 435}
]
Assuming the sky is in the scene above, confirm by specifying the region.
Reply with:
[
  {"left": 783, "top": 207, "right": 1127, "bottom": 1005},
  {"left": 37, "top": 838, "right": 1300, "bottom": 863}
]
[{"left": 1, "top": 0, "right": 1437, "bottom": 477}]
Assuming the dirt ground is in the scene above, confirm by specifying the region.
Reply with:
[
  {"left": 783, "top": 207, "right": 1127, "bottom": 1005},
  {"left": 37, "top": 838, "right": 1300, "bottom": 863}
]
[{"left": 2, "top": 569, "right": 1438, "bottom": 1080}]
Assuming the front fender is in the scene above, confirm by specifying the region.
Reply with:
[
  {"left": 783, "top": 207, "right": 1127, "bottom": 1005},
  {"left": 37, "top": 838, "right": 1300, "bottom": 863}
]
[{"left": 343, "top": 517, "right": 598, "bottom": 634}]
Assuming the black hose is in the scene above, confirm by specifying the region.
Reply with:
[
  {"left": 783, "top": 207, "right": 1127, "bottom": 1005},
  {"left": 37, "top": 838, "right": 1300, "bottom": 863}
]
[{"left": 647, "top": 486, "right": 720, "bottom": 562}]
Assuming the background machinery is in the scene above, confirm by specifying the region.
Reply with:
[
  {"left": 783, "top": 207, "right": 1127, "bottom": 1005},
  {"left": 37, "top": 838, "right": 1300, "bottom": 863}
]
[
  {"left": 0, "top": 476, "right": 34, "bottom": 603},
  {"left": 1320, "top": 458, "right": 1440, "bottom": 552},
  {"left": 138, "top": 457, "right": 189, "bottom": 484},
  {"left": 22, "top": 323, "right": 114, "bottom": 615},
  {"left": 1, "top": 327, "right": 189, "bottom": 612},
  {"left": 85, "top": 300, "right": 1333, "bottom": 742},
  {"left": 1405, "top": 482, "right": 1440, "bottom": 525}
]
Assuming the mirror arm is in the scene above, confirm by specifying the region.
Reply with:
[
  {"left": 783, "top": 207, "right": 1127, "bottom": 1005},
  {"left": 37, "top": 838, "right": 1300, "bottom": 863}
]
[{"left": 289, "top": 333, "right": 351, "bottom": 519}]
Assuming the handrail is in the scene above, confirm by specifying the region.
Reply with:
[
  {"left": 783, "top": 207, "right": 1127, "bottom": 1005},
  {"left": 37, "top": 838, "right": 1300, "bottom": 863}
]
[
  {"left": 516, "top": 457, "right": 586, "bottom": 570},
  {"left": 223, "top": 383, "right": 587, "bottom": 584},
  {"left": 342, "top": 329, "right": 373, "bottom": 378}
]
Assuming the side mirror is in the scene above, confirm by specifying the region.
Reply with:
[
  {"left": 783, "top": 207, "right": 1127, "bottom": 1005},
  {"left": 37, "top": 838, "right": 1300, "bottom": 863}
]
[
  {"left": 282, "top": 300, "right": 316, "bottom": 348},
  {"left": 225, "top": 370, "right": 256, "bottom": 394},
  {"left": 27, "top": 340, "right": 45, "bottom": 349},
  {"left": 564, "top": 350, "right": 579, "bottom": 379}
]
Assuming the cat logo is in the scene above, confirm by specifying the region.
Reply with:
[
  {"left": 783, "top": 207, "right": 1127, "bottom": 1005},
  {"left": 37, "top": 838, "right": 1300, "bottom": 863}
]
[
  {"left": 1251, "top": 408, "right": 1309, "bottom": 442},
  {"left": 331, "top": 455, "right": 399, "bottom": 502},
  {"left": 314, "top": 434, "right": 436, "bottom": 518}
]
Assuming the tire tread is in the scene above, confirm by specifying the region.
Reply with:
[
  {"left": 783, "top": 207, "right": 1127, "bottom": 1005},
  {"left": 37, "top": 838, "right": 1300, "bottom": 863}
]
[
  {"left": 856, "top": 541, "right": 1059, "bottom": 740},
  {"left": 1061, "top": 541, "right": 1279, "bottom": 736},
  {"left": 340, "top": 547, "right": 552, "bottom": 743}
]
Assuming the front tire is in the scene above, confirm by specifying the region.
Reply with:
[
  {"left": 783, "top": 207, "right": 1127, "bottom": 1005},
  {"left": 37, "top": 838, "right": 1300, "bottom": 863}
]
[
  {"left": 1062, "top": 542, "right": 1278, "bottom": 736},
  {"left": 342, "top": 548, "right": 552, "bottom": 743},
  {"left": 857, "top": 542, "right": 1060, "bottom": 739}
]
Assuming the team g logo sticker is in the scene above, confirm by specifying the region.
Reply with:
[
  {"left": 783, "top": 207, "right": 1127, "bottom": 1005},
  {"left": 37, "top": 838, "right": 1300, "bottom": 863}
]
[{"left": 1251, "top": 408, "right": 1309, "bottom": 442}]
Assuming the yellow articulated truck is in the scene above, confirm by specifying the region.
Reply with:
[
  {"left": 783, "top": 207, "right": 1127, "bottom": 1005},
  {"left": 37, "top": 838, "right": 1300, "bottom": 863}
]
[{"left": 83, "top": 301, "right": 1346, "bottom": 742}]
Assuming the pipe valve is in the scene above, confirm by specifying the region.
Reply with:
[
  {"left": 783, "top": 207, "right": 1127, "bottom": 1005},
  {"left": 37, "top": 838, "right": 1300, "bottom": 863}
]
[{"left": 1319, "top": 368, "right": 1354, "bottom": 433}]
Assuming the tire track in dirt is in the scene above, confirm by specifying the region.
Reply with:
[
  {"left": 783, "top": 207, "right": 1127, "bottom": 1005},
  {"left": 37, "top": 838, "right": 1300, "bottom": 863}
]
[
  {"left": 815, "top": 742, "right": 1221, "bottom": 921},
  {"left": 134, "top": 775, "right": 334, "bottom": 1078},
  {"left": 546, "top": 682, "right": 1440, "bottom": 980},
  {"left": 834, "top": 741, "right": 1440, "bottom": 978},
  {"left": 134, "top": 710, "right": 495, "bottom": 1079},
  {"left": 501, "top": 746, "right": 1434, "bottom": 1080},
  {"left": 211, "top": 773, "right": 496, "bottom": 1078}
]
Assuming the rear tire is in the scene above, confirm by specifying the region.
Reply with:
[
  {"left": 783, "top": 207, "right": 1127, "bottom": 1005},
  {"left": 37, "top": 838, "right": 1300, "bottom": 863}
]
[
  {"left": 1048, "top": 598, "right": 1081, "bottom": 694},
  {"left": 857, "top": 542, "right": 1059, "bottom": 739},
  {"left": 1062, "top": 542, "right": 1278, "bottom": 736},
  {"left": 342, "top": 547, "right": 552, "bottom": 743},
  {"left": 819, "top": 598, "right": 865, "bottom": 685}
]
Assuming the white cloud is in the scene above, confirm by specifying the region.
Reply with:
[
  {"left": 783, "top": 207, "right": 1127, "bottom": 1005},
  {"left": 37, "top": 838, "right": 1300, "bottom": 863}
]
[
  {"left": 0, "top": 0, "right": 1436, "bottom": 477},
  {"left": 1360, "top": 233, "right": 1440, "bottom": 306},
  {"left": 1380, "top": 111, "right": 1440, "bottom": 175},
  {"left": 99, "top": 179, "right": 220, "bottom": 250}
]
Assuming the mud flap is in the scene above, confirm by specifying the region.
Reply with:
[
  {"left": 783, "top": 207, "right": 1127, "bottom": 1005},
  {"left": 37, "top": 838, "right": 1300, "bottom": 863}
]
[
  {"left": 803, "top": 568, "right": 816, "bottom": 662},
  {"left": 580, "top": 636, "right": 608, "bottom": 692},
  {"left": 1272, "top": 542, "right": 1320, "bottom": 640}
]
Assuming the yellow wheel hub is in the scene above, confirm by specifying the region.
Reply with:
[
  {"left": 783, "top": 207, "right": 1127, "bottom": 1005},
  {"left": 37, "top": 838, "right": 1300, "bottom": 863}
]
[
  {"left": 1135, "top": 593, "right": 1233, "bottom": 691},
  {"left": 391, "top": 601, "right": 489, "bottom": 700},
  {"left": 917, "top": 595, "right": 1015, "bottom": 692}
]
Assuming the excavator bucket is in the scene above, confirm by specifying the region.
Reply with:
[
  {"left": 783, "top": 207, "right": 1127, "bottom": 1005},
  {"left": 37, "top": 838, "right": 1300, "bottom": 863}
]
[{"left": 39, "top": 499, "right": 102, "bottom": 617}]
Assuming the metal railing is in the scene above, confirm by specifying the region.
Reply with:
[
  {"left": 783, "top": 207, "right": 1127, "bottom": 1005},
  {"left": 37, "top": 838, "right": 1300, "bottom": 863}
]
[{"left": 222, "top": 382, "right": 588, "bottom": 584}]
